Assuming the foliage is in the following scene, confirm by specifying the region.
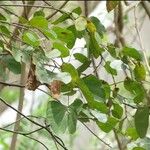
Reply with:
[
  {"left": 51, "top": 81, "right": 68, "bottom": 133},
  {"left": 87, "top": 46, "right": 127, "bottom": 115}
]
[{"left": 0, "top": 1, "right": 150, "bottom": 150}]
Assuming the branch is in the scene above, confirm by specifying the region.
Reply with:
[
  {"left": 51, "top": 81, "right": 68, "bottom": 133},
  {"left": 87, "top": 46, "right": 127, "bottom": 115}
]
[
  {"left": 45, "top": 1, "right": 69, "bottom": 20},
  {"left": 141, "top": 1, "right": 150, "bottom": 20},
  {"left": 81, "top": 122, "right": 112, "bottom": 148}
]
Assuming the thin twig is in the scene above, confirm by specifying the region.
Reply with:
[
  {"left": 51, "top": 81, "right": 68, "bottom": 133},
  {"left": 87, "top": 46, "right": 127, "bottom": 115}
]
[{"left": 82, "top": 122, "right": 112, "bottom": 148}]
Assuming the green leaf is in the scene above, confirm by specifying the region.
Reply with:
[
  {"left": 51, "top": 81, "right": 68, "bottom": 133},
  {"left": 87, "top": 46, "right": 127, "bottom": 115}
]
[
  {"left": 122, "top": 47, "right": 142, "bottom": 61},
  {"left": 4, "top": 56, "right": 21, "bottom": 74},
  {"left": 47, "top": 99, "right": 82, "bottom": 134},
  {"left": 112, "top": 103, "right": 123, "bottom": 119},
  {"left": 0, "top": 13, "right": 6, "bottom": 21},
  {"left": 53, "top": 13, "right": 70, "bottom": 25},
  {"left": 104, "top": 61, "right": 117, "bottom": 75},
  {"left": 0, "top": 40, "right": 4, "bottom": 52},
  {"left": 42, "top": 28, "right": 57, "bottom": 40},
  {"left": 77, "top": 60, "right": 91, "bottom": 75},
  {"left": 29, "top": 16, "right": 48, "bottom": 29},
  {"left": 61, "top": 63, "right": 79, "bottom": 82},
  {"left": 106, "top": 1, "right": 119, "bottom": 12},
  {"left": 90, "top": 16, "right": 106, "bottom": 37},
  {"left": 46, "top": 101, "right": 67, "bottom": 133},
  {"left": 72, "top": 7, "right": 82, "bottom": 15},
  {"left": 53, "top": 42, "right": 69, "bottom": 57},
  {"left": 97, "top": 117, "right": 118, "bottom": 133},
  {"left": 134, "top": 107, "right": 149, "bottom": 138},
  {"left": 134, "top": 63, "right": 146, "bottom": 81},
  {"left": 89, "top": 33, "right": 104, "bottom": 58},
  {"left": 83, "top": 75, "right": 106, "bottom": 99},
  {"left": 22, "top": 31, "right": 40, "bottom": 47},
  {"left": 126, "top": 127, "right": 139, "bottom": 140},
  {"left": 107, "top": 44, "right": 117, "bottom": 58},
  {"left": 75, "top": 16, "right": 87, "bottom": 31},
  {"left": 124, "top": 77, "right": 145, "bottom": 103},
  {"left": 73, "top": 53, "right": 88, "bottom": 63},
  {"left": 0, "top": 25, "right": 10, "bottom": 37},
  {"left": 132, "top": 147, "right": 145, "bottom": 150},
  {"left": 52, "top": 26, "right": 75, "bottom": 49},
  {"left": 34, "top": 10, "right": 45, "bottom": 17},
  {"left": 76, "top": 78, "right": 108, "bottom": 113}
]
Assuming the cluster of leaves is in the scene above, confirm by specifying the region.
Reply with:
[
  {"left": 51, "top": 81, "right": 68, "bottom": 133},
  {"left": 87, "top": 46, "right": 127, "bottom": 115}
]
[{"left": 0, "top": 2, "right": 150, "bottom": 150}]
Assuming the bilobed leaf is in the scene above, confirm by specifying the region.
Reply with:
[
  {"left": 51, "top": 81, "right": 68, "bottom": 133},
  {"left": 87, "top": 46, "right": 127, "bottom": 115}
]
[
  {"left": 87, "top": 21, "right": 96, "bottom": 33},
  {"left": 122, "top": 47, "right": 142, "bottom": 61},
  {"left": 97, "top": 117, "right": 118, "bottom": 133},
  {"left": 29, "top": 16, "right": 48, "bottom": 29},
  {"left": 90, "top": 16, "right": 106, "bottom": 37},
  {"left": 106, "top": 1, "right": 119, "bottom": 12},
  {"left": 75, "top": 16, "right": 87, "bottom": 31},
  {"left": 107, "top": 44, "right": 117, "bottom": 58},
  {"left": 53, "top": 13, "right": 70, "bottom": 25},
  {"left": 72, "top": 7, "right": 82, "bottom": 15},
  {"left": 22, "top": 31, "right": 40, "bottom": 47},
  {"left": 134, "top": 63, "right": 146, "bottom": 81},
  {"left": 53, "top": 42, "right": 69, "bottom": 57},
  {"left": 104, "top": 61, "right": 117, "bottom": 75},
  {"left": 134, "top": 106, "right": 149, "bottom": 138}
]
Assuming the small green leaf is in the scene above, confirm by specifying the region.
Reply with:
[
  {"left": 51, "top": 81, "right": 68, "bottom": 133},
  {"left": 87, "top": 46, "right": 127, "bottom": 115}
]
[
  {"left": 29, "top": 16, "right": 48, "bottom": 29},
  {"left": 83, "top": 75, "right": 106, "bottom": 99},
  {"left": 1, "top": 56, "right": 21, "bottom": 74},
  {"left": 107, "top": 44, "right": 117, "bottom": 58},
  {"left": 122, "top": 47, "right": 142, "bottom": 61},
  {"left": 89, "top": 33, "right": 104, "bottom": 58},
  {"left": 72, "top": 7, "right": 82, "bottom": 15},
  {"left": 134, "top": 63, "right": 146, "bottom": 81},
  {"left": 126, "top": 127, "right": 139, "bottom": 140},
  {"left": 53, "top": 42, "right": 69, "bottom": 57},
  {"left": 0, "top": 40, "right": 4, "bottom": 52},
  {"left": 22, "top": 31, "right": 40, "bottom": 47},
  {"left": 53, "top": 13, "right": 70, "bottom": 25},
  {"left": 75, "top": 16, "right": 87, "bottom": 31},
  {"left": 77, "top": 60, "right": 91, "bottom": 75},
  {"left": 61, "top": 63, "right": 79, "bottom": 82},
  {"left": 104, "top": 61, "right": 117, "bottom": 75},
  {"left": 0, "top": 25, "right": 10, "bottom": 37},
  {"left": 73, "top": 53, "right": 88, "bottom": 63},
  {"left": 90, "top": 16, "right": 106, "bottom": 37},
  {"left": 112, "top": 103, "right": 123, "bottom": 119},
  {"left": 134, "top": 107, "right": 149, "bottom": 138},
  {"left": 97, "top": 117, "right": 118, "bottom": 133},
  {"left": 34, "top": 10, "right": 45, "bottom": 17},
  {"left": 76, "top": 79, "right": 108, "bottom": 113},
  {"left": 42, "top": 29, "right": 57, "bottom": 40},
  {"left": 124, "top": 77, "right": 145, "bottom": 103},
  {"left": 106, "top": 1, "right": 119, "bottom": 12},
  {"left": 0, "top": 13, "right": 6, "bottom": 21},
  {"left": 53, "top": 26, "right": 75, "bottom": 49}
]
